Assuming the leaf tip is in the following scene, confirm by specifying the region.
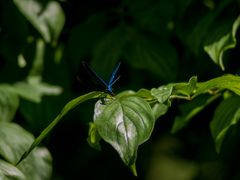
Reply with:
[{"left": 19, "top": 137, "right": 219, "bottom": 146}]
[{"left": 130, "top": 163, "right": 137, "bottom": 176}]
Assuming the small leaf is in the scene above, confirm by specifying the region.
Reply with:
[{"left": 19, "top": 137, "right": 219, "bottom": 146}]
[
  {"left": 17, "top": 91, "right": 102, "bottom": 164},
  {"left": 172, "top": 94, "right": 220, "bottom": 133},
  {"left": 87, "top": 122, "right": 101, "bottom": 150},
  {"left": 0, "top": 84, "right": 19, "bottom": 122},
  {"left": 14, "top": 76, "right": 62, "bottom": 103},
  {"left": 173, "top": 76, "right": 197, "bottom": 98},
  {"left": 136, "top": 88, "right": 154, "bottom": 101},
  {"left": 94, "top": 95, "right": 155, "bottom": 171},
  {"left": 13, "top": 0, "right": 65, "bottom": 43},
  {"left": 152, "top": 103, "right": 169, "bottom": 120},
  {"left": 204, "top": 16, "right": 240, "bottom": 70},
  {"left": 29, "top": 38, "right": 45, "bottom": 77},
  {"left": 0, "top": 159, "right": 25, "bottom": 179},
  {"left": 0, "top": 122, "right": 34, "bottom": 165},
  {"left": 210, "top": 95, "right": 240, "bottom": 153},
  {"left": 151, "top": 84, "right": 173, "bottom": 103}
]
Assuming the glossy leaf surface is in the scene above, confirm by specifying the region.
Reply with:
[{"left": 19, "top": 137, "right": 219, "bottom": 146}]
[{"left": 94, "top": 95, "right": 155, "bottom": 174}]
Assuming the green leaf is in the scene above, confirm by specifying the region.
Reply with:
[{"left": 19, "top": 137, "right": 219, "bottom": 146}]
[
  {"left": 125, "top": 29, "right": 178, "bottom": 81},
  {"left": 87, "top": 122, "right": 101, "bottom": 150},
  {"left": 151, "top": 84, "right": 173, "bottom": 103},
  {"left": 132, "top": 0, "right": 175, "bottom": 37},
  {"left": 17, "top": 147, "right": 52, "bottom": 180},
  {"left": 171, "top": 94, "right": 220, "bottom": 133},
  {"left": 17, "top": 91, "right": 102, "bottom": 164},
  {"left": 0, "top": 122, "right": 34, "bottom": 165},
  {"left": 204, "top": 16, "right": 240, "bottom": 70},
  {"left": 68, "top": 13, "right": 106, "bottom": 65},
  {"left": 194, "top": 74, "right": 240, "bottom": 97},
  {"left": 0, "top": 122, "right": 52, "bottom": 179},
  {"left": 0, "top": 159, "right": 25, "bottom": 179},
  {"left": 28, "top": 38, "right": 45, "bottom": 77},
  {"left": 94, "top": 95, "right": 155, "bottom": 173},
  {"left": 136, "top": 89, "right": 154, "bottom": 101},
  {"left": 173, "top": 76, "right": 197, "bottom": 99},
  {"left": 91, "top": 26, "right": 128, "bottom": 78},
  {"left": 210, "top": 95, "right": 240, "bottom": 153},
  {"left": 14, "top": 76, "right": 62, "bottom": 103},
  {"left": 13, "top": 0, "right": 65, "bottom": 43},
  {"left": 152, "top": 103, "right": 169, "bottom": 120},
  {"left": 0, "top": 84, "right": 19, "bottom": 122},
  {"left": 186, "top": 0, "right": 233, "bottom": 55}
]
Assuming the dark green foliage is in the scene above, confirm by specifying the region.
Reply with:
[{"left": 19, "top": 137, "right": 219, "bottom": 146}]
[{"left": 1, "top": 0, "right": 240, "bottom": 179}]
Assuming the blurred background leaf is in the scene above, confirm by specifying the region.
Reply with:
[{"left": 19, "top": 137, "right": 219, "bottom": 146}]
[
  {"left": 13, "top": 0, "right": 65, "bottom": 44},
  {"left": 0, "top": 85, "right": 19, "bottom": 122}
]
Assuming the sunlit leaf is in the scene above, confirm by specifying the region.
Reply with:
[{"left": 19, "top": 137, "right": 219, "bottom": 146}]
[
  {"left": 194, "top": 75, "right": 240, "bottom": 97},
  {"left": 17, "top": 91, "right": 103, "bottom": 164},
  {"left": 29, "top": 38, "right": 45, "bottom": 76},
  {"left": 173, "top": 76, "right": 197, "bottom": 98},
  {"left": 0, "top": 122, "right": 34, "bottom": 165},
  {"left": 0, "top": 159, "right": 25, "bottom": 179},
  {"left": 17, "top": 147, "right": 52, "bottom": 180},
  {"left": 0, "top": 122, "right": 52, "bottom": 179},
  {"left": 14, "top": 76, "right": 62, "bottom": 103},
  {"left": 186, "top": 0, "right": 233, "bottom": 54},
  {"left": 0, "top": 85, "right": 19, "bottom": 122},
  {"left": 136, "top": 89, "right": 153, "bottom": 102},
  {"left": 204, "top": 16, "right": 240, "bottom": 70},
  {"left": 151, "top": 84, "right": 173, "bottom": 103},
  {"left": 13, "top": 0, "right": 65, "bottom": 43},
  {"left": 210, "top": 95, "right": 240, "bottom": 153},
  {"left": 94, "top": 96, "right": 155, "bottom": 174}
]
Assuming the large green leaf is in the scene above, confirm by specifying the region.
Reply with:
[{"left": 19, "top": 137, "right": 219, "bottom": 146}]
[
  {"left": 94, "top": 95, "right": 155, "bottom": 175},
  {"left": 13, "top": 0, "right": 65, "bottom": 43},
  {"left": 17, "top": 147, "right": 52, "bottom": 180},
  {"left": 132, "top": 0, "right": 175, "bottom": 37},
  {"left": 210, "top": 95, "right": 240, "bottom": 153},
  {"left": 204, "top": 15, "right": 240, "bottom": 70},
  {"left": 91, "top": 26, "right": 128, "bottom": 78},
  {"left": 125, "top": 29, "right": 178, "bottom": 82},
  {"left": 0, "top": 122, "right": 52, "bottom": 179},
  {"left": 68, "top": 13, "right": 106, "bottom": 65},
  {"left": 0, "top": 122, "right": 34, "bottom": 165},
  {"left": 0, "top": 159, "right": 25, "bottom": 179},
  {"left": 0, "top": 85, "right": 19, "bottom": 122},
  {"left": 17, "top": 91, "right": 103, "bottom": 164}
]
